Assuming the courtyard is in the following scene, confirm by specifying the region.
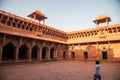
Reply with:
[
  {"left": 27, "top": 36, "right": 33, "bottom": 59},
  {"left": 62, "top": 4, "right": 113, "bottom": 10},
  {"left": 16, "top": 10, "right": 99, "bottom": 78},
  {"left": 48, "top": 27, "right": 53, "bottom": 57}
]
[{"left": 0, "top": 61, "right": 120, "bottom": 80}]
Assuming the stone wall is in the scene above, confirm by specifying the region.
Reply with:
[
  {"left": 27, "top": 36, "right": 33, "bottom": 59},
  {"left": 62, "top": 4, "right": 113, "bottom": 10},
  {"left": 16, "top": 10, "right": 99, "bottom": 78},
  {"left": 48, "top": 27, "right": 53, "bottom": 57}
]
[{"left": 68, "top": 41, "right": 120, "bottom": 61}]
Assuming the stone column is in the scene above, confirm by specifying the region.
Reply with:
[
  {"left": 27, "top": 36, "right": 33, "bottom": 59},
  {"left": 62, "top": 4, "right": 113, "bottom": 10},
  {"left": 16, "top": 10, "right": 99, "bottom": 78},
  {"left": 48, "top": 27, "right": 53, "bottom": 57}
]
[
  {"left": 106, "top": 19, "right": 109, "bottom": 26},
  {"left": 56, "top": 50, "right": 60, "bottom": 60},
  {"left": 0, "top": 46, "right": 2, "bottom": 63},
  {"left": 46, "top": 49, "right": 50, "bottom": 60},
  {"left": 96, "top": 21, "right": 99, "bottom": 28},
  {"left": 65, "top": 50, "right": 68, "bottom": 59},
  {"left": 37, "top": 49, "right": 42, "bottom": 61},
  {"left": 34, "top": 14, "right": 36, "bottom": 21},
  {"left": 14, "top": 47, "right": 19, "bottom": 62},
  {"left": 57, "top": 49, "right": 62, "bottom": 60},
  {"left": 43, "top": 20, "right": 45, "bottom": 25},
  {"left": 28, "top": 48, "right": 32, "bottom": 61},
  {"left": 60, "top": 50, "right": 63, "bottom": 60},
  {"left": 96, "top": 42, "right": 99, "bottom": 60},
  {"left": 53, "top": 50, "right": 57, "bottom": 60}
]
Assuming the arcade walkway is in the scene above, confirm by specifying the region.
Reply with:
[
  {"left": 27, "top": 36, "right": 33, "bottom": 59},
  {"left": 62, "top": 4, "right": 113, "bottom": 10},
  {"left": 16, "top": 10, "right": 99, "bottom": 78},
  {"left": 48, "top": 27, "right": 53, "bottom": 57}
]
[{"left": 0, "top": 61, "right": 120, "bottom": 80}]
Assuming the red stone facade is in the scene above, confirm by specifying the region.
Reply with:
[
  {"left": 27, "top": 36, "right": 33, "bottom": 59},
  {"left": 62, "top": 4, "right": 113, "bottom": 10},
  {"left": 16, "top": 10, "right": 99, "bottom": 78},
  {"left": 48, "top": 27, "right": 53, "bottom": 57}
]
[{"left": 0, "top": 10, "right": 120, "bottom": 63}]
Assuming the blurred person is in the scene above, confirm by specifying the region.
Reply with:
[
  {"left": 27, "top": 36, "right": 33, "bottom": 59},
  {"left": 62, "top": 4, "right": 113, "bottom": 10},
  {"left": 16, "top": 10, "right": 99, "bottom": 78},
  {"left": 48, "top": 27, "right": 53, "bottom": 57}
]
[{"left": 94, "top": 60, "right": 101, "bottom": 80}]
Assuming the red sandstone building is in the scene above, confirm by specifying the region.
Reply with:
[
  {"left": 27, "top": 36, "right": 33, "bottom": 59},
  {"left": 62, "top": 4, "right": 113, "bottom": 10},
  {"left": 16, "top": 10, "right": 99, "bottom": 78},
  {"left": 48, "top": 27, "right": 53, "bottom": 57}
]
[{"left": 0, "top": 10, "right": 120, "bottom": 63}]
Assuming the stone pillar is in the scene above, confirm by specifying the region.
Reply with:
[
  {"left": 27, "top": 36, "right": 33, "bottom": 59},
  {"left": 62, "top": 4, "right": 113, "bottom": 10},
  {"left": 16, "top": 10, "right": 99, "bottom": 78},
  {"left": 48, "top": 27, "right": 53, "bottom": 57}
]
[
  {"left": 96, "top": 42, "right": 99, "bottom": 60},
  {"left": 65, "top": 50, "right": 68, "bottom": 59},
  {"left": 28, "top": 48, "right": 32, "bottom": 61},
  {"left": 96, "top": 21, "right": 99, "bottom": 28},
  {"left": 56, "top": 50, "right": 60, "bottom": 60},
  {"left": 53, "top": 50, "right": 57, "bottom": 60},
  {"left": 0, "top": 46, "right": 2, "bottom": 63},
  {"left": 106, "top": 19, "right": 109, "bottom": 26},
  {"left": 60, "top": 50, "right": 63, "bottom": 60},
  {"left": 43, "top": 20, "right": 45, "bottom": 25},
  {"left": 39, "top": 20, "right": 40, "bottom": 24},
  {"left": 57, "top": 49, "right": 62, "bottom": 60},
  {"left": 14, "top": 47, "right": 19, "bottom": 62},
  {"left": 46, "top": 49, "right": 50, "bottom": 60},
  {"left": 5, "top": 17, "right": 9, "bottom": 25},
  {"left": 37, "top": 49, "right": 42, "bottom": 61},
  {"left": 34, "top": 14, "right": 36, "bottom": 22}
]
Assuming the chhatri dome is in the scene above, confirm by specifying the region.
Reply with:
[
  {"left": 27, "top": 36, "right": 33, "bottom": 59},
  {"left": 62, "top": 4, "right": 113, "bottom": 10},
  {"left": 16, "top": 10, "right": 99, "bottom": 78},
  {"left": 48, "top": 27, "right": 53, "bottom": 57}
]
[
  {"left": 28, "top": 10, "right": 47, "bottom": 24},
  {"left": 95, "top": 15, "right": 111, "bottom": 20}
]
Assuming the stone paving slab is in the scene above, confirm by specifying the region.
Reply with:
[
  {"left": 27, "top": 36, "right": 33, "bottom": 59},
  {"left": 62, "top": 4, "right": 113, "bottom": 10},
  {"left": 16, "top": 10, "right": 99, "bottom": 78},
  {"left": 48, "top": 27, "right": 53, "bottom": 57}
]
[{"left": 0, "top": 61, "right": 120, "bottom": 80}]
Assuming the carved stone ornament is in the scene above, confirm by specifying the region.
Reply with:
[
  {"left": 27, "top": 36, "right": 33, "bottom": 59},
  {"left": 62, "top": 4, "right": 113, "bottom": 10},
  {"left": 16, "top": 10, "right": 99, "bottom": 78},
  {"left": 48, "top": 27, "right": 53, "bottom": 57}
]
[{"left": 98, "top": 30, "right": 107, "bottom": 38}]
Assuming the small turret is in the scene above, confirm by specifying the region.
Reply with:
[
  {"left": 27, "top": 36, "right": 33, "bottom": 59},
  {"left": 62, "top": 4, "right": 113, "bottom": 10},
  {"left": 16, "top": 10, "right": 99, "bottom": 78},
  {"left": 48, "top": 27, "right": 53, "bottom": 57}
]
[
  {"left": 93, "top": 15, "right": 111, "bottom": 27},
  {"left": 28, "top": 10, "right": 47, "bottom": 24}
]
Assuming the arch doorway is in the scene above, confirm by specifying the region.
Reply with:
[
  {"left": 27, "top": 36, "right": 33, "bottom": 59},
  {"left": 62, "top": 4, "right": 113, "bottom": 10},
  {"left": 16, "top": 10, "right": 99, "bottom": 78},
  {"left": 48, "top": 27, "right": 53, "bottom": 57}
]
[
  {"left": 42, "top": 47, "right": 47, "bottom": 60},
  {"left": 2, "top": 43, "right": 15, "bottom": 61},
  {"left": 63, "top": 51, "right": 66, "bottom": 59},
  {"left": 32, "top": 46, "right": 38, "bottom": 60},
  {"left": 19, "top": 44, "right": 28, "bottom": 60},
  {"left": 50, "top": 47, "right": 55, "bottom": 59},
  {"left": 83, "top": 52, "right": 88, "bottom": 59},
  {"left": 71, "top": 52, "right": 75, "bottom": 59}
]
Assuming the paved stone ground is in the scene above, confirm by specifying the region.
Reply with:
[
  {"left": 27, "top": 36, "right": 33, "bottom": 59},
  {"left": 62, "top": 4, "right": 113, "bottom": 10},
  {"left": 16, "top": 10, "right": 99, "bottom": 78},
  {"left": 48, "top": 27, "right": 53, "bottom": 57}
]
[{"left": 0, "top": 61, "right": 120, "bottom": 80}]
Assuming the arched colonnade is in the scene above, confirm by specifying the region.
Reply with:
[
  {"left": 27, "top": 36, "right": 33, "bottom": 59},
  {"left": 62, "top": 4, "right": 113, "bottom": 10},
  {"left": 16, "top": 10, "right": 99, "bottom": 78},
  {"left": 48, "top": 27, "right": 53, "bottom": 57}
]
[{"left": 0, "top": 42, "right": 67, "bottom": 62}]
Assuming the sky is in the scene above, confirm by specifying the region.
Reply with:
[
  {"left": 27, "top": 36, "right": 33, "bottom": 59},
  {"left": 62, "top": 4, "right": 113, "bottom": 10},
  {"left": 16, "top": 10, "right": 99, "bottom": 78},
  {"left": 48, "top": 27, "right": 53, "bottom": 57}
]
[{"left": 0, "top": 0, "right": 120, "bottom": 32}]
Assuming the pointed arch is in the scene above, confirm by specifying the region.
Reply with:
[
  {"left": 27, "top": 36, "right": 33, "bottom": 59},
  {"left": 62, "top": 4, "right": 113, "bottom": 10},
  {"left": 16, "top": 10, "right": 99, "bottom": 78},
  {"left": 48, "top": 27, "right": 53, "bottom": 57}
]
[
  {"left": 42, "top": 46, "right": 48, "bottom": 60},
  {"left": 19, "top": 44, "right": 28, "bottom": 60},
  {"left": 2, "top": 42, "right": 15, "bottom": 61},
  {"left": 63, "top": 51, "right": 66, "bottom": 59},
  {"left": 4, "top": 41, "right": 17, "bottom": 48},
  {"left": 32, "top": 45, "right": 39, "bottom": 59},
  {"left": 83, "top": 51, "right": 88, "bottom": 59},
  {"left": 50, "top": 47, "right": 55, "bottom": 59},
  {"left": 71, "top": 52, "right": 75, "bottom": 59}
]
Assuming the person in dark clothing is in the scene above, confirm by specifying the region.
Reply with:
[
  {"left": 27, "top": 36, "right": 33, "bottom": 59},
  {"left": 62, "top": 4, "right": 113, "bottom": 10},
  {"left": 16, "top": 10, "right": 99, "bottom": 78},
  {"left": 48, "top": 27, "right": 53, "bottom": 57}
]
[{"left": 94, "top": 60, "right": 101, "bottom": 80}]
